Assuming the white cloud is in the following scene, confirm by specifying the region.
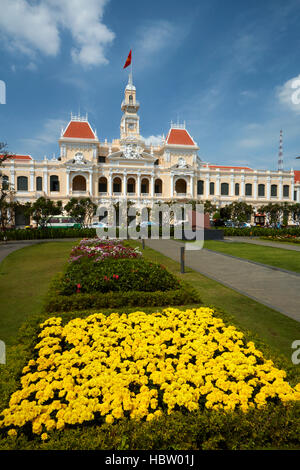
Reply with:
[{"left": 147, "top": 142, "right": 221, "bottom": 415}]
[
  {"left": 143, "top": 135, "right": 163, "bottom": 146},
  {"left": 0, "top": 0, "right": 60, "bottom": 57},
  {"left": 19, "top": 117, "right": 67, "bottom": 157},
  {"left": 137, "top": 20, "right": 175, "bottom": 54},
  {"left": 236, "top": 138, "right": 263, "bottom": 149},
  {"left": 0, "top": 0, "right": 115, "bottom": 67},
  {"left": 277, "top": 74, "right": 300, "bottom": 114}
]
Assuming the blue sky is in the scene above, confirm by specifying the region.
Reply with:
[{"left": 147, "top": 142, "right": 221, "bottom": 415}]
[{"left": 1, "top": 0, "right": 300, "bottom": 171}]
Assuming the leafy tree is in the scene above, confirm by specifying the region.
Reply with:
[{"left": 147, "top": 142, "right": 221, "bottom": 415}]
[
  {"left": 203, "top": 200, "right": 217, "bottom": 216},
  {"left": 64, "top": 197, "right": 96, "bottom": 227},
  {"left": 230, "top": 201, "right": 253, "bottom": 223},
  {"left": 259, "top": 203, "right": 285, "bottom": 226},
  {"left": 24, "top": 197, "right": 63, "bottom": 228},
  {"left": 290, "top": 203, "right": 300, "bottom": 224},
  {"left": 0, "top": 143, "right": 17, "bottom": 233}
]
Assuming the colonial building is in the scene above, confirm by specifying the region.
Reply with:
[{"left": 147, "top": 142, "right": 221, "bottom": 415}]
[{"left": 1, "top": 73, "right": 300, "bottom": 225}]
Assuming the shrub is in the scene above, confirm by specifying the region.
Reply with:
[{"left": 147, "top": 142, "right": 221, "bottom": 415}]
[
  {"left": 59, "top": 258, "right": 181, "bottom": 295},
  {"left": 222, "top": 227, "right": 300, "bottom": 237},
  {"left": 45, "top": 283, "right": 200, "bottom": 312}
]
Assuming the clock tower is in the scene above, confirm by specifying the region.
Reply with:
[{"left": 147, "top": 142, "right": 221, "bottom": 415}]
[{"left": 120, "top": 71, "right": 140, "bottom": 140}]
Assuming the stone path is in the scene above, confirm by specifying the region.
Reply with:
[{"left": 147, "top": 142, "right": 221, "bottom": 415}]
[
  {"left": 224, "top": 236, "right": 300, "bottom": 251},
  {"left": 145, "top": 239, "right": 300, "bottom": 322}
]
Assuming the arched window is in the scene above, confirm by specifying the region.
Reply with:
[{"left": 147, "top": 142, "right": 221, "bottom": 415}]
[
  {"left": 72, "top": 175, "right": 86, "bottom": 192},
  {"left": 129, "top": 95, "right": 133, "bottom": 104},
  {"left": 98, "top": 177, "right": 107, "bottom": 193},
  {"left": 127, "top": 177, "right": 136, "bottom": 194},
  {"left": 245, "top": 183, "right": 252, "bottom": 196},
  {"left": 141, "top": 178, "right": 149, "bottom": 194},
  {"left": 36, "top": 176, "right": 42, "bottom": 191},
  {"left": 283, "top": 185, "right": 289, "bottom": 198},
  {"left": 258, "top": 184, "right": 265, "bottom": 197},
  {"left": 175, "top": 179, "right": 187, "bottom": 194},
  {"left": 271, "top": 184, "right": 277, "bottom": 197},
  {"left": 17, "top": 176, "right": 28, "bottom": 191},
  {"left": 2, "top": 175, "right": 9, "bottom": 190},
  {"left": 210, "top": 182, "right": 215, "bottom": 195},
  {"left": 50, "top": 175, "right": 60, "bottom": 192},
  {"left": 221, "top": 182, "right": 229, "bottom": 195},
  {"left": 155, "top": 179, "right": 163, "bottom": 194},
  {"left": 197, "top": 180, "right": 204, "bottom": 195},
  {"left": 235, "top": 183, "right": 240, "bottom": 196},
  {"left": 113, "top": 177, "right": 122, "bottom": 193}
]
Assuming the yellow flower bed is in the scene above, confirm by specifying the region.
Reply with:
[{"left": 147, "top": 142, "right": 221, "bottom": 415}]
[{"left": 1, "top": 307, "right": 300, "bottom": 439}]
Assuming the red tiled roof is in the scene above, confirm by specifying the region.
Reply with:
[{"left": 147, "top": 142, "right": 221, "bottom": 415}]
[
  {"left": 166, "top": 128, "right": 196, "bottom": 146},
  {"left": 209, "top": 165, "right": 253, "bottom": 171},
  {"left": 0, "top": 154, "right": 32, "bottom": 160},
  {"left": 63, "top": 121, "right": 96, "bottom": 139},
  {"left": 295, "top": 170, "right": 300, "bottom": 183}
]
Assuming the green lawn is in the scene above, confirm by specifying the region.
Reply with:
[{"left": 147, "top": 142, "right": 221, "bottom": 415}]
[
  {"left": 129, "top": 240, "right": 300, "bottom": 367},
  {"left": 203, "top": 240, "right": 300, "bottom": 273},
  {"left": 0, "top": 241, "right": 77, "bottom": 345}
]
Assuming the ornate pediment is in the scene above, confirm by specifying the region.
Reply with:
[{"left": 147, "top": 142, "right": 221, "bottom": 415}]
[
  {"left": 171, "top": 157, "right": 193, "bottom": 170},
  {"left": 108, "top": 143, "right": 156, "bottom": 162},
  {"left": 64, "top": 152, "right": 93, "bottom": 169}
]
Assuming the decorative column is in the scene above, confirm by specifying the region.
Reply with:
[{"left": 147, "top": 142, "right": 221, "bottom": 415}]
[
  {"left": 253, "top": 175, "right": 258, "bottom": 200},
  {"left": 89, "top": 171, "right": 93, "bottom": 195},
  {"left": 266, "top": 175, "right": 271, "bottom": 200},
  {"left": 230, "top": 170, "right": 234, "bottom": 197},
  {"left": 10, "top": 162, "right": 15, "bottom": 188},
  {"left": 150, "top": 173, "right": 155, "bottom": 198},
  {"left": 279, "top": 176, "right": 283, "bottom": 200},
  {"left": 205, "top": 173, "right": 210, "bottom": 198},
  {"left": 137, "top": 171, "right": 141, "bottom": 198},
  {"left": 240, "top": 172, "right": 245, "bottom": 197},
  {"left": 123, "top": 171, "right": 127, "bottom": 197},
  {"left": 30, "top": 167, "right": 34, "bottom": 192},
  {"left": 66, "top": 169, "right": 70, "bottom": 196},
  {"left": 215, "top": 171, "right": 220, "bottom": 196},
  {"left": 190, "top": 175, "right": 194, "bottom": 199},
  {"left": 109, "top": 171, "right": 113, "bottom": 197},
  {"left": 43, "top": 167, "right": 48, "bottom": 194},
  {"left": 170, "top": 173, "right": 174, "bottom": 198}
]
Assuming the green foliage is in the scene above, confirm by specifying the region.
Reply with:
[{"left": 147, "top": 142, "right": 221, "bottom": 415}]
[
  {"left": 45, "top": 276, "right": 200, "bottom": 312},
  {"left": 24, "top": 197, "right": 63, "bottom": 228},
  {"left": 59, "top": 258, "right": 180, "bottom": 295},
  {"left": 0, "top": 227, "right": 97, "bottom": 241},
  {"left": 64, "top": 197, "right": 97, "bottom": 226},
  {"left": 222, "top": 226, "right": 300, "bottom": 237}
]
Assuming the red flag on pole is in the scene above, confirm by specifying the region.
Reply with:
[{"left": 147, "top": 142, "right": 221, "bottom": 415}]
[{"left": 123, "top": 50, "right": 132, "bottom": 69}]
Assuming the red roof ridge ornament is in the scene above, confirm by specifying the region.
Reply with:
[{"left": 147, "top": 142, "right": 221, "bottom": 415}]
[
  {"left": 61, "top": 113, "right": 97, "bottom": 140},
  {"left": 166, "top": 123, "right": 197, "bottom": 147}
]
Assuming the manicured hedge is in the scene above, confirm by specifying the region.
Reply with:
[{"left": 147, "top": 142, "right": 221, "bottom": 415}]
[
  {"left": 222, "top": 226, "right": 300, "bottom": 237},
  {"left": 0, "top": 227, "right": 97, "bottom": 241},
  {"left": 45, "top": 283, "right": 201, "bottom": 312}
]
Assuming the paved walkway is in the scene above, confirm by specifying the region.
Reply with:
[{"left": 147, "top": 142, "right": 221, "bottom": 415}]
[
  {"left": 0, "top": 239, "right": 79, "bottom": 264},
  {"left": 145, "top": 239, "right": 300, "bottom": 322},
  {"left": 224, "top": 236, "right": 300, "bottom": 251}
]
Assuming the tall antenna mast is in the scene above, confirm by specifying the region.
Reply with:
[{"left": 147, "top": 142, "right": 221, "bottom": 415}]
[{"left": 278, "top": 129, "right": 283, "bottom": 171}]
